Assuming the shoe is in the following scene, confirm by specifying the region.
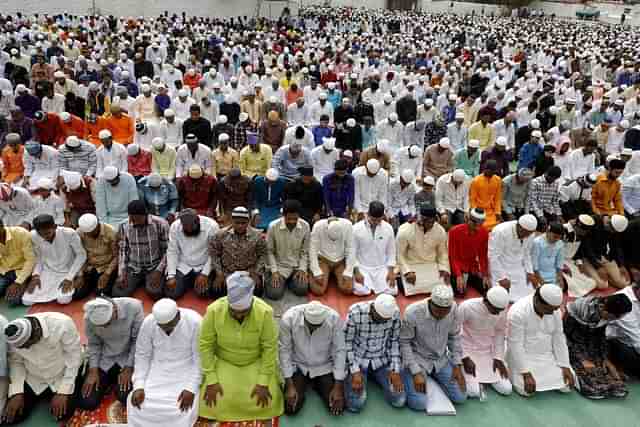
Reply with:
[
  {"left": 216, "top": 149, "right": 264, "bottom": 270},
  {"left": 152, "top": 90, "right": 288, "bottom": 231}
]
[
  {"left": 585, "top": 394, "right": 606, "bottom": 400},
  {"left": 610, "top": 390, "right": 628, "bottom": 399}
]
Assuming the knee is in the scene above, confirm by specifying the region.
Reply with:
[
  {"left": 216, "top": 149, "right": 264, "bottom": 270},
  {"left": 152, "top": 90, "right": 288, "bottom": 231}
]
[
  {"left": 116, "top": 388, "right": 131, "bottom": 405},
  {"left": 145, "top": 285, "right": 163, "bottom": 301},
  {"left": 163, "top": 286, "right": 184, "bottom": 300},
  {"left": 466, "top": 381, "right": 481, "bottom": 399},
  {"left": 57, "top": 295, "right": 73, "bottom": 305},
  {"left": 265, "top": 286, "right": 285, "bottom": 300},
  {"left": 346, "top": 395, "right": 366, "bottom": 413},
  {"left": 389, "top": 392, "right": 406, "bottom": 408},
  {"left": 406, "top": 393, "right": 426, "bottom": 411},
  {"left": 450, "top": 392, "right": 467, "bottom": 404},
  {"left": 291, "top": 283, "right": 309, "bottom": 297},
  {"left": 493, "top": 382, "right": 513, "bottom": 396},
  {"left": 77, "top": 394, "right": 101, "bottom": 411}
]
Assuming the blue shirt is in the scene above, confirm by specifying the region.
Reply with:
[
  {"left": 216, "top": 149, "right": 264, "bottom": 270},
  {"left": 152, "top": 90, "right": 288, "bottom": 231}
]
[
  {"left": 518, "top": 142, "right": 542, "bottom": 170},
  {"left": 137, "top": 177, "right": 179, "bottom": 219},
  {"left": 272, "top": 146, "right": 312, "bottom": 180},
  {"left": 312, "top": 126, "right": 333, "bottom": 147},
  {"left": 327, "top": 90, "right": 343, "bottom": 109},
  {"left": 361, "top": 127, "right": 377, "bottom": 150},
  {"left": 531, "top": 235, "right": 565, "bottom": 284},
  {"left": 322, "top": 173, "right": 355, "bottom": 217}
]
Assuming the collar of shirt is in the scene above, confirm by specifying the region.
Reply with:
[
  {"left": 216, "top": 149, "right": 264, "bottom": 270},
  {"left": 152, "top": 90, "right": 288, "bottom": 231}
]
[{"left": 278, "top": 218, "right": 302, "bottom": 231}]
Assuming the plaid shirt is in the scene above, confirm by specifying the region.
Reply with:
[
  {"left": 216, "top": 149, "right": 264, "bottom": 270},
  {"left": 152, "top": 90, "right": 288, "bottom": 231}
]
[
  {"left": 344, "top": 302, "right": 402, "bottom": 374},
  {"left": 58, "top": 141, "right": 97, "bottom": 176},
  {"left": 118, "top": 215, "right": 169, "bottom": 274},
  {"left": 234, "top": 120, "right": 257, "bottom": 150},
  {"left": 526, "top": 176, "right": 562, "bottom": 217},
  {"left": 208, "top": 225, "right": 267, "bottom": 277}
]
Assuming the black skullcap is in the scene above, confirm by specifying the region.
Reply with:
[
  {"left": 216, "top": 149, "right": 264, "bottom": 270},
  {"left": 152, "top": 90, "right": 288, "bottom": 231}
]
[{"left": 128, "top": 200, "right": 148, "bottom": 215}]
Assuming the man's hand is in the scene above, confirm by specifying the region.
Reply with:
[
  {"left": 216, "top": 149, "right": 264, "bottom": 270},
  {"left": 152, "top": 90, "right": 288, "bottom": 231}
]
[
  {"left": 177, "top": 390, "right": 195, "bottom": 412},
  {"left": 354, "top": 271, "right": 364, "bottom": 284},
  {"left": 3, "top": 394, "right": 25, "bottom": 423},
  {"left": 451, "top": 365, "right": 466, "bottom": 393},
  {"left": 271, "top": 272, "right": 284, "bottom": 288},
  {"left": 165, "top": 277, "right": 177, "bottom": 291},
  {"left": 388, "top": 371, "right": 404, "bottom": 393},
  {"left": 462, "top": 357, "right": 476, "bottom": 377},
  {"left": 250, "top": 384, "right": 272, "bottom": 408},
  {"left": 5, "top": 282, "right": 24, "bottom": 301},
  {"left": 167, "top": 213, "right": 176, "bottom": 224},
  {"left": 116, "top": 273, "right": 128, "bottom": 290},
  {"left": 404, "top": 272, "right": 416, "bottom": 285},
  {"left": 58, "top": 279, "right": 74, "bottom": 294},
  {"left": 149, "top": 271, "right": 163, "bottom": 291},
  {"left": 329, "top": 382, "right": 345, "bottom": 415},
  {"left": 386, "top": 269, "right": 396, "bottom": 287},
  {"left": 522, "top": 372, "right": 536, "bottom": 395},
  {"left": 498, "top": 278, "right": 511, "bottom": 290},
  {"left": 456, "top": 275, "right": 466, "bottom": 294},
  {"left": 50, "top": 393, "right": 69, "bottom": 419},
  {"left": 213, "top": 274, "right": 225, "bottom": 291},
  {"left": 26, "top": 275, "right": 41, "bottom": 294},
  {"left": 493, "top": 359, "right": 509, "bottom": 379},
  {"left": 194, "top": 273, "right": 209, "bottom": 294},
  {"left": 285, "top": 382, "right": 298, "bottom": 413},
  {"left": 204, "top": 383, "right": 224, "bottom": 407},
  {"left": 118, "top": 367, "right": 133, "bottom": 393},
  {"left": 294, "top": 270, "right": 308, "bottom": 285},
  {"left": 413, "top": 372, "right": 426, "bottom": 393},
  {"left": 527, "top": 273, "right": 542, "bottom": 288},
  {"left": 439, "top": 270, "right": 451, "bottom": 285},
  {"left": 96, "top": 273, "right": 111, "bottom": 290},
  {"left": 82, "top": 368, "right": 101, "bottom": 398},
  {"left": 562, "top": 367, "right": 575, "bottom": 389},
  {"left": 350, "top": 371, "right": 364, "bottom": 395},
  {"left": 482, "top": 275, "right": 491, "bottom": 290},
  {"left": 131, "top": 389, "right": 145, "bottom": 409},
  {"left": 439, "top": 213, "right": 448, "bottom": 226}
]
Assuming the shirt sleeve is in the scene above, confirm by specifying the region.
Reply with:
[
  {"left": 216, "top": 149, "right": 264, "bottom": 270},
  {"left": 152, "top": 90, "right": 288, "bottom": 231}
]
[
  {"left": 257, "top": 309, "right": 279, "bottom": 386},
  {"left": 344, "top": 309, "right": 361, "bottom": 374},
  {"left": 15, "top": 232, "right": 35, "bottom": 285},
  {"left": 309, "top": 225, "right": 322, "bottom": 277},
  {"left": 7, "top": 349, "right": 26, "bottom": 397},
  {"left": 396, "top": 225, "right": 413, "bottom": 275},
  {"left": 127, "top": 304, "right": 144, "bottom": 368},
  {"left": 85, "top": 321, "right": 102, "bottom": 369},
  {"left": 55, "top": 317, "right": 83, "bottom": 395},
  {"left": 507, "top": 305, "right": 530, "bottom": 375},
  {"left": 66, "top": 231, "right": 87, "bottom": 281},
  {"left": 448, "top": 308, "right": 463, "bottom": 365},
  {"left": 332, "top": 318, "right": 347, "bottom": 381},
  {"left": 488, "top": 228, "right": 508, "bottom": 282},
  {"left": 266, "top": 226, "right": 279, "bottom": 274},
  {"left": 389, "top": 317, "right": 402, "bottom": 373},
  {"left": 552, "top": 314, "right": 571, "bottom": 368},
  {"left": 399, "top": 308, "right": 421, "bottom": 375},
  {"left": 166, "top": 223, "right": 179, "bottom": 278},
  {"left": 277, "top": 314, "right": 296, "bottom": 380},
  {"left": 132, "top": 317, "right": 153, "bottom": 390}
]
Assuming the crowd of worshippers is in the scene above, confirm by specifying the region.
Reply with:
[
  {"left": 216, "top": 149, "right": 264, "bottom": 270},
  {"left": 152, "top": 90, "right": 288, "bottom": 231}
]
[{"left": 0, "top": 4, "right": 640, "bottom": 424}]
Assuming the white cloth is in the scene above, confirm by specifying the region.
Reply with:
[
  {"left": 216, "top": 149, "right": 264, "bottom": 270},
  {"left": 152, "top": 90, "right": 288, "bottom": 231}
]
[
  {"left": 373, "top": 101, "right": 396, "bottom": 124},
  {"left": 391, "top": 147, "right": 422, "bottom": 180},
  {"left": 446, "top": 123, "right": 468, "bottom": 152},
  {"left": 166, "top": 216, "right": 219, "bottom": 277},
  {"left": 128, "top": 309, "right": 202, "bottom": 427},
  {"left": 96, "top": 143, "right": 128, "bottom": 178},
  {"left": 170, "top": 97, "right": 196, "bottom": 122},
  {"left": 506, "top": 295, "right": 572, "bottom": 394},
  {"left": 387, "top": 179, "right": 416, "bottom": 217},
  {"left": 287, "top": 103, "right": 311, "bottom": 127},
  {"left": 459, "top": 298, "right": 508, "bottom": 384},
  {"left": 23, "top": 145, "right": 59, "bottom": 190},
  {"left": 351, "top": 220, "right": 396, "bottom": 295},
  {"left": 41, "top": 93, "right": 65, "bottom": 114},
  {"left": 27, "top": 227, "right": 87, "bottom": 305},
  {"left": 434, "top": 173, "right": 470, "bottom": 213},
  {"left": 7, "top": 313, "right": 82, "bottom": 397},
  {"left": 309, "top": 218, "right": 355, "bottom": 278},
  {"left": 309, "top": 101, "right": 334, "bottom": 126},
  {"left": 159, "top": 119, "right": 184, "bottom": 149},
  {"left": 175, "top": 144, "right": 212, "bottom": 178},
  {"left": 284, "top": 126, "right": 315, "bottom": 152},
  {"left": 33, "top": 194, "right": 65, "bottom": 226},
  {"left": 311, "top": 146, "right": 339, "bottom": 182},
  {"left": 567, "top": 149, "right": 596, "bottom": 181},
  {"left": 488, "top": 221, "right": 535, "bottom": 302},
  {"left": 353, "top": 166, "right": 389, "bottom": 213},
  {"left": 0, "top": 187, "right": 36, "bottom": 226},
  {"left": 376, "top": 120, "right": 405, "bottom": 152}
]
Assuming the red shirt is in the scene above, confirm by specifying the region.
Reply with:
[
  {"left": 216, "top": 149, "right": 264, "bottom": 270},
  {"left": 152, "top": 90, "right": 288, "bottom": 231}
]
[
  {"left": 127, "top": 150, "right": 152, "bottom": 177},
  {"left": 34, "top": 113, "right": 65, "bottom": 146},
  {"left": 448, "top": 223, "right": 489, "bottom": 277},
  {"left": 176, "top": 175, "right": 218, "bottom": 216}
]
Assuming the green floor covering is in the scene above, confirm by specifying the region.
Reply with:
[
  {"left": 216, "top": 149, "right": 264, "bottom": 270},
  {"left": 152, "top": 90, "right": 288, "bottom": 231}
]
[{"left": 3, "top": 301, "right": 640, "bottom": 427}]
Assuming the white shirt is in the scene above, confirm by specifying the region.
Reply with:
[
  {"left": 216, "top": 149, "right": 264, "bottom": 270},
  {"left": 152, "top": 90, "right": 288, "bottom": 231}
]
[
  {"left": 606, "top": 128, "right": 626, "bottom": 155},
  {"left": 0, "top": 186, "right": 36, "bottom": 226},
  {"left": 160, "top": 118, "right": 185, "bottom": 148},
  {"left": 32, "top": 226, "right": 87, "bottom": 282},
  {"left": 23, "top": 145, "right": 59, "bottom": 190},
  {"left": 287, "top": 103, "right": 311, "bottom": 127},
  {"left": 352, "top": 219, "right": 396, "bottom": 270},
  {"left": 175, "top": 144, "right": 212, "bottom": 178},
  {"left": 376, "top": 120, "right": 405, "bottom": 152},
  {"left": 170, "top": 97, "right": 196, "bottom": 121},
  {"left": 493, "top": 119, "right": 516, "bottom": 150},
  {"left": 309, "top": 218, "right": 355, "bottom": 277},
  {"left": 311, "top": 146, "right": 339, "bottom": 182},
  {"left": 353, "top": 166, "right": 389, "bottom": 213},
  {"left": 373, "top": 101, "right": 396, "bottom": 124},
  {"left": 309, "top": 101, "right": 334, "bottom": 126},
  {"left": 434, "top": 173, "right": 470, "bottom": 213},
  {"left": 7, "top": 313, "right": 82, "bottom": 397},
  {"left": 488, "top": 221, "right": 534, "bottom": 299},
  {"left": 96, "top": 143, "right": 128, "bottom": 178},
  {"left": 166, "top": 216, "right": 219, "bottom": 277},
  {"left": 284, "top": 126, "right": 315, "bottom": 152},
  {"left": 387, "top": 178, "right": 416, "bottom": 217},
  {"left": 391, "top": 147, "right": 422, "bottom": 180},
  {"left": 33, "top": 194, "right": 65, "bottom": 225},
  {"left": 567, "top": 148, "right": 597, "bottom": 181},
  {"left": 606, "top": 286, "right": 640, "bottom": 350},
  {"left": 41, "top": 93, "right": 65, "bottom": 114},
  {"left": 559, "top": 181, "right": 592, "bottom": 203},
  {"left": 447, "top": 122, "right": 468, "bottom": 152},
  {"left": 199, "top": 101, "right": 219, "bottom": 125},
  {"left": 303, "top": 86, "right": 321, "bottom": 105}
]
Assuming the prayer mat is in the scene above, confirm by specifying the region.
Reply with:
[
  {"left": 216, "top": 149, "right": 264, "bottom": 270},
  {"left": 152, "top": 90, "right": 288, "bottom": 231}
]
[
  {"left": 63, "top": 394, "right": 127, "bottom": 427},
  {"left": 195, "top": 418, "right": 280, "bottom": 427}
]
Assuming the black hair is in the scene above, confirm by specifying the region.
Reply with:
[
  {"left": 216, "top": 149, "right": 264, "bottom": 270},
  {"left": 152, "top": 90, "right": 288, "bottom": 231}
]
[
  {"left": 546, "top": 166, "right": 562, "bottom": 179},
  {"left": 548, "top": 222, "right": 564, "bottom": 236},
  {"left": 368, "top": 201, "right": 385, "bottom": 218},
  {"left": 604, "top": 294, "right": 632, "bottom": 316},
  {"left": 282, "top": 199, "right": 302, "bottom": 215},
  {"left": 33, "top": 214, "right": 55, "bottom": 230},
  {"left": 609, "top": 158, "right": 626, "bottom": 170}
]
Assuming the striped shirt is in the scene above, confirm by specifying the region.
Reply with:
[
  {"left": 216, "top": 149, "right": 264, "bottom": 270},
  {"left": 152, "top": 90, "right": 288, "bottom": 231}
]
[
  {"left": 344, "top": 301, "right": 402, "bottom": 374},
  {"left": 118, "top": 215, "right": 169, "bottom": 274},
  {"left": 58, "top": 141, "right": 97, "bottom": 176},
  {"left": 526, "top": 175, "right": 562, "bottom": 217}
]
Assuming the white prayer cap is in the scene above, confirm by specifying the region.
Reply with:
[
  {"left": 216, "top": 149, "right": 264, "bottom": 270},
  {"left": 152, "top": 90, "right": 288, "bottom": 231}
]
[
  {"left": 409, "top": 145, "right": 422, "bottom": 157},
  {"left": 4, "top": 318, "right": 32, "bottom": 347},
  {"left": 188, "top": 165, "right": 203, "bottom": 179},
  {"left": 84, "top": 298, "right": 114, "bottom": 326},
  {"left": 423, "top": 175, "right": 435, "bottom": 186},
  {"left": 218, "top": 115, "right": 228, "bottom": 124},
  {"left": 620, "top": 120, "right": 630, "bottom": 129},
  {"left": 16, "top": 84, "right": 27, "bottom": 93},
  {"left": 322, "top": 137, "right": 336, "bottom": 150},
  {"left": 78, "top": 213, "right": 98, "bottom": 233},
  {"left": 227, "top": 271, "right": 255, "bottom": 310},
  {"left": 148, "top": 173, "right": 163, "bottom": 188},
  {"left": 468, "top": 139, "right": 480, "bottom": 148},
  {"left": 373, "top": 294, "right": 398, "bottom": 319},
  {"left": 486, "top": 286, "right": 509, "bottom": 309},
  {"left": 401, "top": 169, "right": 415, "bottom": 183},
  {"left": 239, "top": 112, "right": 249, "bottom": 122},
  {"left": 425, "top": 99, "right": 434, "bottom": 107},
  {"left": 103, "top": 166, "right": 119, "bottom": 181},
  {"left": 448, "top": 94, "right": 458, "bottom": 102},
  {"left": 539, "top": 283, "right": 563, "bottom": 307},
  {"left": 99, "top": 129, "right": 111, "bottom": 139},
  {"left": 66, "top": 136, "right": 80, "bottom": 147},
  {"left": 469, "top": 207, "right": 486, "bottom": 222},
  {"left": 431, "top": 284, "right": 454, "bottom": 308},
  {"left": 383, "top": 93, "right": 393, "bottom": 103},
  {"left": 611, "top": 214, "right": 629, "bottom": 232},
  {"left": 376, "top": 139, "right": 389, "bottom": 153},
  {"left": 127, "top": 144, "right": 140, "bottom": 156},
  {"left": 152, "top": 298, "right": 178, "bottom": 324},
  {"left": 152, "top": 137, "right": 165, "bottom": 149},
  {"left": 578, "top": 214, "right": 595, "bottom": 227},
  {"left": 518, "top": 214, "right": 538, "bottom": 232},
  {"left": 446, "top": 168, "right": 465, "bottom": 184},
  {"left": 141, "top": 83, "right": 151, "bottom": 92},
  {"left": 303, "top": 301, "right": 330, "bottom": 325},
  {"left": 219, "top": 133, "right": 230, "bottom": 142},
  {"left": 327, "top": 220, "right": 342, "bottom": 240},
  {"left": 455, "top": 112, "right": 465, "bottom": 119},
  {"left": 319, "top": 92, "right": 328, "bottom": 100},
  {"left": 495, "top": 136, "right": 507, "bottom": 147},
  {"left": 531, "top": 130, "right": 542, "bottom": 138},
  {"left": 54, "top": 70, "right": 65, "bottom": 78},
  {"left": 530, "top": 119, "right": 540, "bottom": 129},
  {"left": 265, "top": 168, "right": 279, "bottom": 181},
  {"left": 164, "top": 108, "right": 175, "bottom": 117},
  {"left": 178, "top": 89, "right": 189, "bottom": 97},
  {"left": 63, "top": 171, "right": 82, "bottom": 190},
  {"left": 366, "top": 158, "right": 380, "bottom": 174},
  {"left": 60, "top": 111, "right": 71, "bottom": 122},
  {"left": 37, "top": 178, "right": 53, "bottom": 190},
  {"left": 622, "top": 148, "right": 633, "bottom": 156},
  {"left": 389, "top": 112, "right": 398, "bottom": 121},
  {"left": 346, "top": 118, "right": 356, "bottom": 128},
  {"left": 343, "top": 150, "right": 353, "bottom": 158},
  {"left": 438, "top": 138, "right": 450, "bottom": 149}
]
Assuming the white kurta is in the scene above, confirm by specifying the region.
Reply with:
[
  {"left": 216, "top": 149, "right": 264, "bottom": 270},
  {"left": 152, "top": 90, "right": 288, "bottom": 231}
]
[
  {"left": 488, "top": 221, "right": 535, "bottom": 302},
  {"left": 351, "top": 220, "right": 396, "bottom": 296},
  {"left": 128, "top": 309, "right": 202, "bottom": 427},
  {"left": 506, "top": 296, "right": 572, "bottom": 393},
  {"left": 311, "top": 146, "right": 340, "bottom": 182},
  {"left": 27, "top": 227, "right": 87, "bottom": 305},
  {"left": 353, "top": 166, "right": 389, "bottom": 214},
  {"left": 23, "top": 145, "right": 59, "bottom": 191},
  {"left": 459, "top": 298, "right": 508, "bottom": 384}
]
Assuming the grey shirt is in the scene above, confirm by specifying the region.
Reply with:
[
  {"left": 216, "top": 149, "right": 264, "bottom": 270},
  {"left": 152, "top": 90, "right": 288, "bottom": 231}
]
[
  {"left": 266, "top": 218, "right": 310, "bottom": 278},
  {"left": 0, "top": 314, "right": 7, "bottom": 377},
  {"left": 502, "top": 174, "right": 530, "bottom": 214},
  {"left": 86, "top": 297, "right": 144, "bottom": 371},
  {"left": 400, "top": 299, "right": 463, "bottom": 376},
  {"left": 279, "top": 304, "right": 346, "bottom": 381}
]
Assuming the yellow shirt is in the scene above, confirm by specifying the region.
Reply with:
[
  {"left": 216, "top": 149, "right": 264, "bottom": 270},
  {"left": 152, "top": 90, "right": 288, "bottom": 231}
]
[
  {"left": 0, "top": 227, "right": 36, "bottom": 284},
  {"left": 151, "top": 145, "right": 177, "bottom": 180},
  {"left": 239, "top": 144, "right": 273, "bottom": 178},
  {"left": 211, "top": 148, "right": 239, "bottom": 177},
  {"left": 468, "top": 121, "right": 496, "bottom": 150}
]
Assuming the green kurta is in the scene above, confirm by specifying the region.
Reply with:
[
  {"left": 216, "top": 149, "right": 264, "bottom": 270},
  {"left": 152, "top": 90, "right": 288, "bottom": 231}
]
[{"left": 198, "top": 297, "right": 284, "bottom": 422}]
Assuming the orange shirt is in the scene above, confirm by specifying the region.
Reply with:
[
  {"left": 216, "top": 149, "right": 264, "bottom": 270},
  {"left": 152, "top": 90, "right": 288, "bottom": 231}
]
[
  {"left": 1, "top": 145, "right": 25, "bottom": 183},
  {"left": 469, "top": 174, "right": 502, "bottom": 230},
  {"left": 106, "top": 114, "right": 135, "bottom": 145},
  {"left": 286, "top": 89, "right": 303, "bottom": 107},
  {"left": 591, "top": 173, "right": 623, "bottom": 216},
  {"left": 60, "top": 115, "right": 87, "bottom": 140},
  {"left": 86, "top": 116, "right": 109, "bottom": 146},
  {"left": 183, "top": 74, "right": 202, "bottom": 90}
]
